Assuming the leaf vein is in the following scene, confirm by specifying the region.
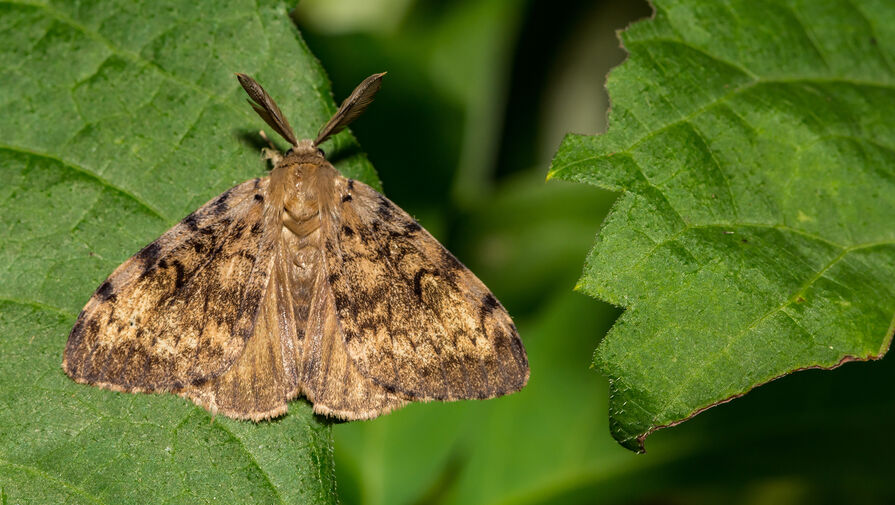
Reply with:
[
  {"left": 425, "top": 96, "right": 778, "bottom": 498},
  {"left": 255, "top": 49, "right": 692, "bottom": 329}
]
[
  {"left": 211, "top": 422, "right": 287, "bottom": 505},
  {"left": 0, "top": 144, "right": 168, "bottom": 222},
  {"left": 0, "top": 459, "right": 107, "bottom": 505},
  {"left": 0, "top": 0, "right": 253, "bottom": 122},
  {"left": 650, "top": 240, "right": 895, "bottom": 423},
  {"left": 0, "top": 296, "right": 75, "bottom": 318}
]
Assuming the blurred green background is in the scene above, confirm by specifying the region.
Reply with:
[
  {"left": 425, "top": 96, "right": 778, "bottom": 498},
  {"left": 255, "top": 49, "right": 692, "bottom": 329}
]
[{"left": 293, "top": 1, "right": 895, "bottom": 504}]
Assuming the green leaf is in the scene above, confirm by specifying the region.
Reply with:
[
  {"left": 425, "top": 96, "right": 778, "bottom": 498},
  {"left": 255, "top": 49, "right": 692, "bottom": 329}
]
[
  {"left": 550, "top": 0, "right": 895, "bottom": 452},
  {"left": 0, "top": 0, "right": 378, "bottom": 502}
]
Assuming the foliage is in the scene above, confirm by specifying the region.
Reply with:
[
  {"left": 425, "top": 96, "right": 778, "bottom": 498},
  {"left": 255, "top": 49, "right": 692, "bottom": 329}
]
[
  {"left": 550, "top": 0, "right": 895, "bottom": 451},
  {"left": 4, "top": 0, "right": 895, "bottom": 504}
]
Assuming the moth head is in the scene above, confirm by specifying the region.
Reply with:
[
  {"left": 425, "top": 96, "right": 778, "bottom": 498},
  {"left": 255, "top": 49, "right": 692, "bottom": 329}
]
[{"left": 288, "top": 139, "right": 321, "bottom": 158}]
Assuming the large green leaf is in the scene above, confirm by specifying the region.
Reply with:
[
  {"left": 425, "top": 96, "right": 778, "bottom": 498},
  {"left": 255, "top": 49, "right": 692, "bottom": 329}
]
[
  {"left": 0, "top": 0, "right": 379, "bottom": 502},
  {"left": 550, "top": 0, "right": 895, "bottom": 451}
]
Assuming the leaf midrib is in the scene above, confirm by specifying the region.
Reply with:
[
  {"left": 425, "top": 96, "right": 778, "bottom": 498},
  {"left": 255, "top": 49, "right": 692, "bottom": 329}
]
[{"left": 0, "top": 144, "right": 168, "bottom": 222}]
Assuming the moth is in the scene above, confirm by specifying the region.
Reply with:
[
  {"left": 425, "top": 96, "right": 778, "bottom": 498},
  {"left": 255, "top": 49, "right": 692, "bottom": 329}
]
[{"left": 62, "top": 73, "right": 529, "bottom": 421}]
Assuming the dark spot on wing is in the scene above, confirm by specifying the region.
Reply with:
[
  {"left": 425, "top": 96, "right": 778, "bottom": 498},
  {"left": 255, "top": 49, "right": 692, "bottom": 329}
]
[
  {"left": 190, "top": 238, "right": 205, "bottom": 254},
  {"left": 86, "top": 318, "right": 100, "bottom": 337},
  {"left": 96, "top": 281, "right": 116, "bottom": 302},
  {"left": 376, "top": 196, "right": 393, "bottom": 219},
  {"left": 332, "top": 290, "right": 354, "bottom": 315},
  {"left": 324, "top": 239, "right": 337, "bottom": 256},
  {"left": 212, "top": 188, "right": 234, "bottom": 214},
  {"left": 440, "top": 249, "right": 463, "bottom": 271},
  {"left": 251, "top": 221, "right": 263, "bottom": 234},
  {"left": 183, "top": 212, "right": 199, "bottom": 231},
  {"left": 481, "top": 293, "right": 499, "bottom": 313},
  {"left": 172, "top": 261, "right": 186, "bottom": 290},
  {"left": 347, "top": 179, "right": 355, "bottom": 191},
  {"left": 510, "top": 336, "right": 528, "bottom": 373},
  {"left": 68, "top": 319, "right": 85, "bottom": 350},
  {"left": 254, "top": 194, "right": 264, "bottom": 203},
  {"left": 342, "top": 225, "right": 354, "bottom": 237},
  {"left": 137, "top": 242, "right": 162, "bottom": 278},
  {"left": 342, "top": 193, "right": 352, "bottom": 203},
  {"left": 403, "top": 221, "right": 421, "bottom": 234},
  {"left": 412, "top": 269, "right": 432, "bottom": 300},
  {"left": 137, "top": 242, "right": 161, "bottom": 265}
]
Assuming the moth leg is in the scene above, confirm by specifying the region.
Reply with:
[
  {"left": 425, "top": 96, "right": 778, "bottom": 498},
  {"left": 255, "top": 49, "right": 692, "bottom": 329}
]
[{"left": 259, "top": 130, "right": 283, "bottom": 166}]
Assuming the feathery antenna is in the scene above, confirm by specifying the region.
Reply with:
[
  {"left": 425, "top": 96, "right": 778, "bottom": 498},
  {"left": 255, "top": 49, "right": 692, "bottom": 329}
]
[
  {"left": 236, "top": 73, "right": 298, "bottom": 147},
  {"left": 314, "top": 72, "right": 386, "bottom": 146}
]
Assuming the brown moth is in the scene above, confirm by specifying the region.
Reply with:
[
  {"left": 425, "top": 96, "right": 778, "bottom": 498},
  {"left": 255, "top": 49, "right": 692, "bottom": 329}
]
[{"left": 62, "top": 73, "right": 529, "bottom": 421}]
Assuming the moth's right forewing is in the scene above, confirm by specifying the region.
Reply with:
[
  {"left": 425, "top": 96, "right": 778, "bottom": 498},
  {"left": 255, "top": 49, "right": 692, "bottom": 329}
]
[
  {"left": 326, "top": 179, "right": 529, "bottom": 402},
  {"left": 63, "top": 178, "right": 276, "bottom": 396}
]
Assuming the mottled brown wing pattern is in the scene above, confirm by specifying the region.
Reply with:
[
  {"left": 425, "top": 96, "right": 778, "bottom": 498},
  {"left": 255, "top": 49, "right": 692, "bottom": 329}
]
[
  {"left": 326, "top": 178, "right": 529, "bottom": 403},
  {"left": 65, "top": 73, "right": 529, "bottom": 421},
  {"left": 182, "top": 174, "right": 408, "bottom": 420},
  {"left": 63, "top": 178, "right": 276, "bottom": 401}
]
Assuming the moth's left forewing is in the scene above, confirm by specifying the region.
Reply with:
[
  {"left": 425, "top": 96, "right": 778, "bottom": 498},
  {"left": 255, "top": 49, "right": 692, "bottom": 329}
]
[
  {"left": 63, "top": 177, "right": 278, "bottom": 399},
  {"left": 326, "top": 178, "right": 529, "bottom": 402}
]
